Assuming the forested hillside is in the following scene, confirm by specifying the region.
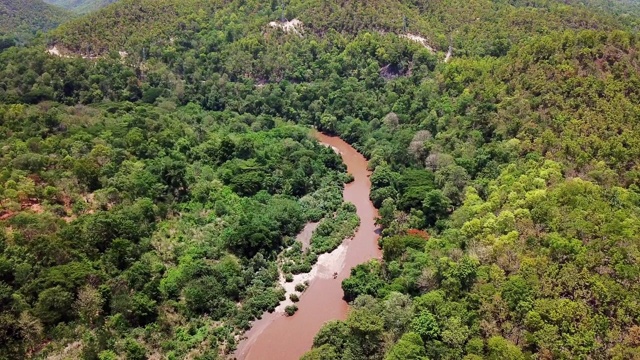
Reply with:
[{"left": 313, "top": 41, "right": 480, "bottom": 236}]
[
  {"left": 49, "top": 0, "right": 625, "bottom": 57},
  {"left": 42, "top": 0, "right": 116, "bottom": 14},
  {"left": 0, "top": 0, "right": 70, "bottom": 45},
  {"left": 1, "top": 0, "right": 640, "bottom": 358}
]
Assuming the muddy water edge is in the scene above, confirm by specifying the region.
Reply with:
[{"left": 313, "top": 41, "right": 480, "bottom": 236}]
[{"left": 233, "top": 132, "right": 382, "bottom": 360}]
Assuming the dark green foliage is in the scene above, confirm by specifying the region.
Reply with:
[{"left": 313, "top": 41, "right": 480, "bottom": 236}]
[
  {"left": 381, "top": 235, "right": 425, "bottom": 262},
  {"left": 184, "top": 276, "right": 233, "bottom": 319},
  {"left": 0, "top": 0, "right": 70, "bottom": 39},
  {"left": 284, "top": 304, "right": 298, "bottom": 316},
  {"left": 342, "top": 261, "right": 384, "bottom": 302},
  {"left": 34, "top": 286, "right": 73, "bottom": 325},
  {"left": 223, "top": 197, "right": 306, "bottom": 257}
]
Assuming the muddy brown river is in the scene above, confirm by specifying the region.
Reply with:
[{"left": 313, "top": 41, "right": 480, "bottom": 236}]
[{"left": 233, "top": 132, "right": 382, "bottom": 360}]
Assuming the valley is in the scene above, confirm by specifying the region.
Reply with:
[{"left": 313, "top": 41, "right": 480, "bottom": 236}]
[
  {"left": 236, "top": 133, "right": 381, "bottom": 360},
  {"left": 1, "top": 0, "right": 640, "bottom": 359}
]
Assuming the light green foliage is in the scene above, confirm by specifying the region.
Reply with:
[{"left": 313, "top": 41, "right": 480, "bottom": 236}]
[
  {"left": 487, "top": 336, "right": 524, "bottom": 360},
  {"left": 301, "top": 344, "right": 341, "bottom": 360},
  {"left": 385, "top": 332, "right": 427, "bottom": 360},
  {"left": 317, "top": 160, "right": 640, "bottom": 359},
  {"left": 98, "top": 350, "right": 118, "bottom": 360},
  {"left": 411, "top": 311, "right": 440, "bottom": 341},
  {"left": 308, "top": 203, "right": 360, "bottom": 254}
]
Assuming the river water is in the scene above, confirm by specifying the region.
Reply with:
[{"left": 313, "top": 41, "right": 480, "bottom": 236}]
[{"left": 233, "top": 132, "right": 382, "bottom": 360}]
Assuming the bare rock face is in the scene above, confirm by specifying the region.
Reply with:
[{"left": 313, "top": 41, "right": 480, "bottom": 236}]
[
  {"left": 46, "top": 45, "right": 67, "bottom": 57},
  {"left": 400, "top": 33, "right": 435, "bottom": 53},
  {"left": 268, "top": 18, "right": 304, "bottom": 36},
  {"left": 46, "top": 44, "right": 128, "bottom": 60}
]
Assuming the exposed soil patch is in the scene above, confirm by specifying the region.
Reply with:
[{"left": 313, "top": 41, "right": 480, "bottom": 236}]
[
  {"left": 268, "top": 19, "right": 304, "bottom": 37},
  {"left": 400, "top": 33, "right": 435, "bottom": 52}
]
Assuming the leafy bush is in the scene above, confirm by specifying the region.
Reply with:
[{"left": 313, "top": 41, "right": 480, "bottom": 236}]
[{"left": 285, "top": 305, "right": 298, "bottom": 316}]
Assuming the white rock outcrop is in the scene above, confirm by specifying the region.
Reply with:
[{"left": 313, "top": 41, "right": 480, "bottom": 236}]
[
  {"left": 445, "top": 45, "right": 453, "bottom": 62},
  {"left": 46, "top": 45, "right": 69, "bottom": 58},
  {"left": 400, "top": 33, "right": 435, "bottom": 53},
  {"left": 268, "top": 19, "right": 304, "bottom": 36}
]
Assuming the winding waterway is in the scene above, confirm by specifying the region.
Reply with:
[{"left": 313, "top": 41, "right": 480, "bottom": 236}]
[{"left": 233, "top": 132, "right": 382, "bottom": 360}]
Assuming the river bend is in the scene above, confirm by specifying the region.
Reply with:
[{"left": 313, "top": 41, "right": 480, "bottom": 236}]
[{"left": 234, "top": 132, "right": 381, "bottom": 360}]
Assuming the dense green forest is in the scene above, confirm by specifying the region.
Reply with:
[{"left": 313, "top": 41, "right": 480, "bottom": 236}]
[
  {"left": 0, "top": 101, "right": 354, "bottom": 358},
  {"left": 0, "top": 0, "right": 71, "bottom": 47},
  {"left": 2, "top": 0, "right": 640, "bottom": 358}
]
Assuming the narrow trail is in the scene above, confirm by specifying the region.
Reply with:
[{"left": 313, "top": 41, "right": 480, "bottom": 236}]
[{"left": 233, "top": 132, "right": 382, "bottom": 360}]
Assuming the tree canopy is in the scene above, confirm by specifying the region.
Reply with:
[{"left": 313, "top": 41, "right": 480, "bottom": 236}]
[{"left": 2, "top": 0, "right": 640, "bottom": 357}]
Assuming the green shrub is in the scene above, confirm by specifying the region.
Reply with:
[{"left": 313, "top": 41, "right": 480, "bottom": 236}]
[
  {"left": 285, "top": 273, "right": 294, "bottom": 282},
  {"left": 295, "top": 283, "right": 306, "bottom": 292},
  {"left": 285, "top": 305, "right": 298, "bottom": 316},
  {"left": 98, "top": 350, "right": 118, "bottom": 360},
  {"left": 344, "top": 173, "right": 355, "bottom": 183},
  {"left": 289, "top": 294, "right": 299, "bottom": 302}
]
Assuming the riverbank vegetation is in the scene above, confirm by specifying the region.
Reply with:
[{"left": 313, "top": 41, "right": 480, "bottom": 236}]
[
  {"left": 2, "top": 0, "right": 640, "bottom": 358},
  {"left": 0, "top": 101, "right": 351, "bottom": 358},
  {"left": 281, "top": 202, "right": 359, "bottom": 275}
]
